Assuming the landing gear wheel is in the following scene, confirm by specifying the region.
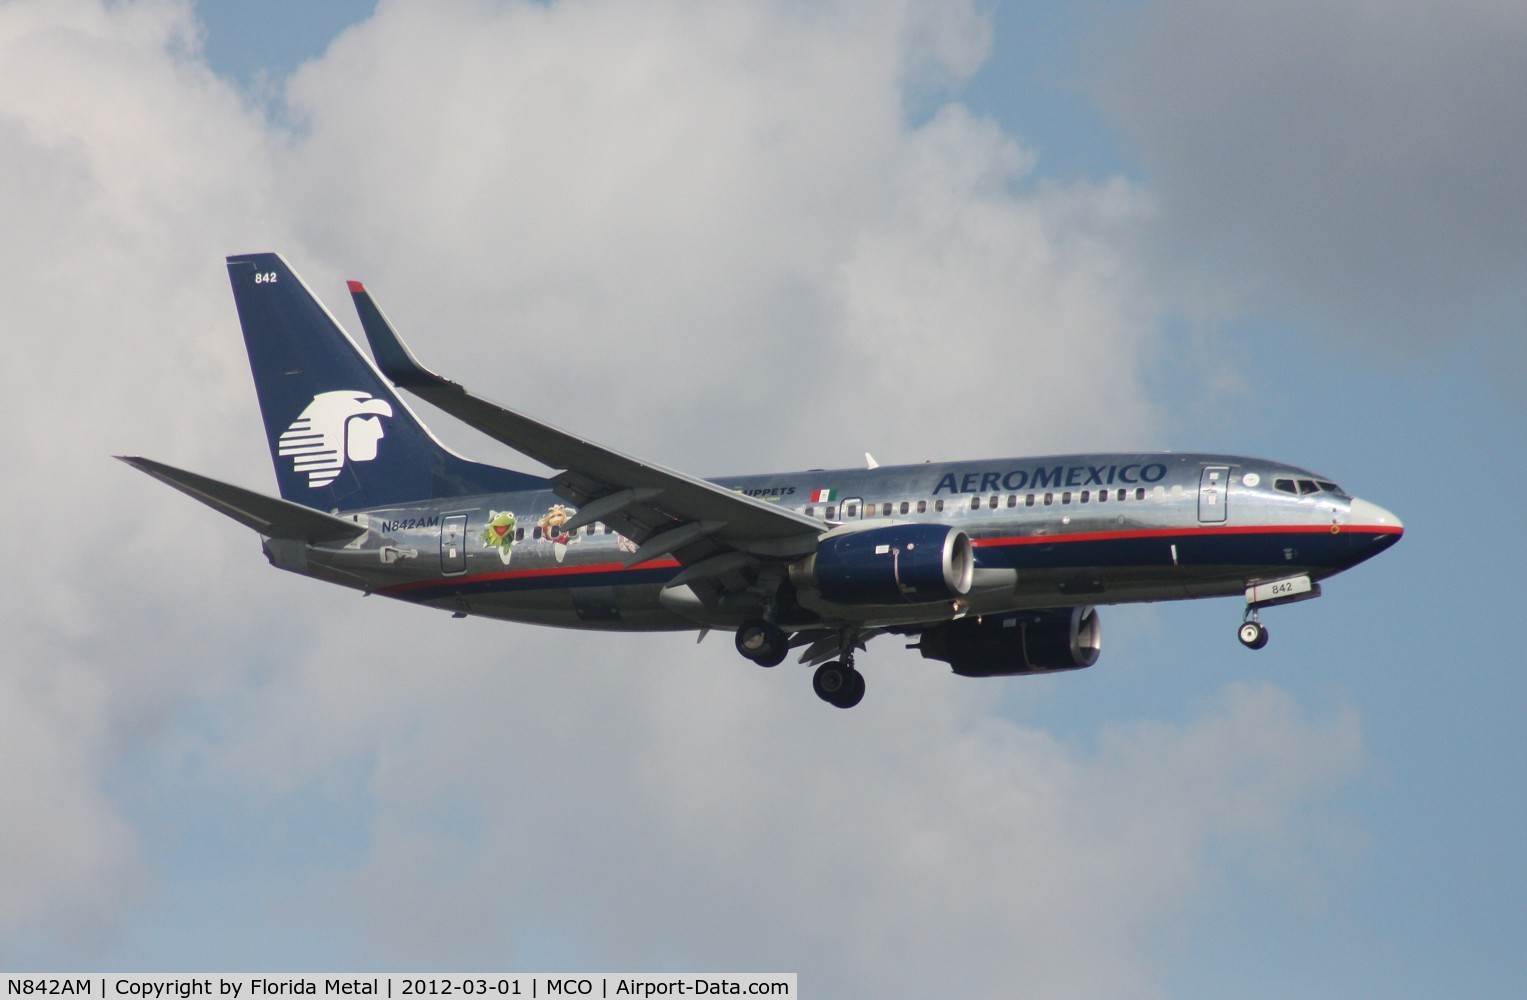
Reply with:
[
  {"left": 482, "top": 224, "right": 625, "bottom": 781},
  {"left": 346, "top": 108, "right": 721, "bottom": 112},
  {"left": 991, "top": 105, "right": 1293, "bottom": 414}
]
[
  {"left": 812, "top": 661, "right": 865, "bottom": 709},
  {"left": 755, "top": 643, "right": 789, "bottom": 668},
  {"left": 841, "top": 668, "right": 866, "bottom": 708},
  {"left": 1238, "top": 621, "right": 1269, "bottom": 650},
  {"left": 735, "top": 619, "right": 788, "bottom": 667}
]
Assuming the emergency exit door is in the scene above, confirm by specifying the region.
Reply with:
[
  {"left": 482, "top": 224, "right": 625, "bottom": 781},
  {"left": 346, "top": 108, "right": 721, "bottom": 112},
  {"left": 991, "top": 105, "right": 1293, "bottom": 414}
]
[
  {"left": 1198, "top": 466, "right": 1229, "bottom": 523},
  {"left": 440, "top": 514, "right": 468, "bottom": 575}
]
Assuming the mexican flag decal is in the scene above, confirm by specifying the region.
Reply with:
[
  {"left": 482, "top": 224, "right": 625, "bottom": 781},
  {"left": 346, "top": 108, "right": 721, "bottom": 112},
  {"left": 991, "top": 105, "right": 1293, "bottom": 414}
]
[{"left": 810, "top": 488, "right": 838, "bottom": 503}]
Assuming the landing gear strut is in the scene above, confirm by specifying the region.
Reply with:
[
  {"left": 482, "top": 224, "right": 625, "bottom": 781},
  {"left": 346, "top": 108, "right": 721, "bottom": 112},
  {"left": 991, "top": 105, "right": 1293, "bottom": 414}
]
[{"left": 735, "top": 618, "right": 789, "bottom": 667}]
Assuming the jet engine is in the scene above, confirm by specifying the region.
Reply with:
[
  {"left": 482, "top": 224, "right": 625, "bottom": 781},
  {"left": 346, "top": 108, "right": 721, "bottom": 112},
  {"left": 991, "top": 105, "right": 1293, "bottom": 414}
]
[
  {"left": 789, "top": 524, "right": 974, "bottom": 605},
  {"left": 916, "top": 606, "right": 1101, "bottom": 676}
]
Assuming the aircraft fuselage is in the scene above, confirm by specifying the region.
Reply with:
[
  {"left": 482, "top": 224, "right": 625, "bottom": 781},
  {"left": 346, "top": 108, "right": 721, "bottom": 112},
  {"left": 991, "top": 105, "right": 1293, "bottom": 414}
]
[{"left": 276, "top": 451, "right": 1401, "bottom": 633}]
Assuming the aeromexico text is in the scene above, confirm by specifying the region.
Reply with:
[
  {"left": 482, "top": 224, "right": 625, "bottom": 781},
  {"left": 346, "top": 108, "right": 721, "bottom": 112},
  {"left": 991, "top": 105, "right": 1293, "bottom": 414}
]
[{"left": 931, "top": 462, "right": 1170, "bottom": 496}]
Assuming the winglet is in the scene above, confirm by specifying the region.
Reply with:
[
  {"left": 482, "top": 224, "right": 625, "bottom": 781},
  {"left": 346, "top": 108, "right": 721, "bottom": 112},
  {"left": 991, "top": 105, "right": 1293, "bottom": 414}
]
[{"left": 347, "top": 281, "right": 454, "bottom": 392}]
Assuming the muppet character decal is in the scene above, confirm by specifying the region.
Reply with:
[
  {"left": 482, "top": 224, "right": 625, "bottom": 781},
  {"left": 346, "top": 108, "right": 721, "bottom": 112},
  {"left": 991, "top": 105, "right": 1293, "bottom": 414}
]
[
  {"left": 480, "top": 510, "right": 518, "bottom": 565},
  {"left": 539, "top": 504, "right": 580, "bottom": 563}
]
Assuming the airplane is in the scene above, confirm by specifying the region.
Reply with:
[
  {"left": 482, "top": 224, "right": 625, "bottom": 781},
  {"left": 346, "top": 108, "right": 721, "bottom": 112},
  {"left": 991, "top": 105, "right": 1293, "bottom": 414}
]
[{"left": 121, "top": 253, "right": 1405, "bottom": 708}]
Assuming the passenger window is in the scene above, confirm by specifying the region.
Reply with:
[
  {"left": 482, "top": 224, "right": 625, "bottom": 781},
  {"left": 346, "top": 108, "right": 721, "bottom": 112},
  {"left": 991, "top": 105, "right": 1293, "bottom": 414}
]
[
  {"left": 1044, "top": 493, "right": 1054, "bottom": 505},
  {"left": 826, "top": 506, "right": 837, "bottom": 519},
  {"left": 917, "top": 500, "right": 927, "bottom": 514},
  {"left": 900, "top": 501, "right": 910, "bottom": 515},
  {"left": 585, "top": 524, "right": 595, "bottom": 536},
  {"left": 533, "top": 527, "right": 542, "bottom": 539},
  {"left": 516, "top": 528, "right": 525, "bottom": 541},
  {"left": 970, "top": 497, "right": 980, "bottom": 510},
  {"left": 1080, "top": 490, "right": 1090, "bottom": 503},
  {"left": 805, "top": 506, "right": 815, "bottom": 518},
  {"left": 934, "top": 499, "right": 944, "bottom": 513},
  {"left": 1135, "top": 488, "right": 1145, "bottom": 501},
  {"left": 883, "top": 502, "right": 892, "bottom": 516},
  {"left": 1098, "top": 489, "right": 1108, "bottom": 503},
  {"left": 1062, "top": 491, "right": 1072, "bottom": 504},
  {"left": 1026, "top": 493, "right": 1035, "bottom": 507},
  {"left": 1007, "top": 495, "right": 1016, "bottom": 508},
  {"left": 1116, "top": 489, "right": 1126, "bottom": 501}
]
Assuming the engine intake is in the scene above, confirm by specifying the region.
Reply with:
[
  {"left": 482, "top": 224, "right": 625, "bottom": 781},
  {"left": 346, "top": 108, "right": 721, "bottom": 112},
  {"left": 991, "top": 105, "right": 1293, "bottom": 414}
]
[
  {"left": 790, "top": 524, "right": 974, "bottom": 605},
  {"left": 917, "top": 606, "right": 1101, "bottom": 676}
]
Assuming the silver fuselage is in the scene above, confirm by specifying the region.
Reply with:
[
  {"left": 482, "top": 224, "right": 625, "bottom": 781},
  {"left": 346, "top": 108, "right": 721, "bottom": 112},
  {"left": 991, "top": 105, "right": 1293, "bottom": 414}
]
[{"left": 270, "top": 452, "right": 1402, "bottom": 633}]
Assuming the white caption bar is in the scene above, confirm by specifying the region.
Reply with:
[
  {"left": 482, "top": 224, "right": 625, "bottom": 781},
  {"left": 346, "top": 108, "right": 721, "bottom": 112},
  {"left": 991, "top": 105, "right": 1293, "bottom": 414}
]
[{"left": 2, "top": 976, "right": 795, "bottom": 1000}]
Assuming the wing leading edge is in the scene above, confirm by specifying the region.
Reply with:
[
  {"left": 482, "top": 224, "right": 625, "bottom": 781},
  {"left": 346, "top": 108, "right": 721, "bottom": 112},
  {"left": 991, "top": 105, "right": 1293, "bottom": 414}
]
[{"left": 347, "top": 282, "right": 823, "bottom": 596}]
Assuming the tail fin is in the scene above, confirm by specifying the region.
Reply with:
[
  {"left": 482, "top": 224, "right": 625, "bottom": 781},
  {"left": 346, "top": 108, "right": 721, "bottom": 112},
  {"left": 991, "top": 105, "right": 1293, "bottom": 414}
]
[{"left": 227, "top": 253, "right": 543, "bottom": 511}]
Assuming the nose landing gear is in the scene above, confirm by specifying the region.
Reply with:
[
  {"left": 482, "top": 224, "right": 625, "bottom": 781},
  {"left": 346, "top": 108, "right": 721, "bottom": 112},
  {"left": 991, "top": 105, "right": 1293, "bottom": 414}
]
[
  {"left": 1238, "top": 574, "right": 1321, "bottom": 650},
  {"left": 1238, "top": 616, "right": 1270, "bottom": 650}
]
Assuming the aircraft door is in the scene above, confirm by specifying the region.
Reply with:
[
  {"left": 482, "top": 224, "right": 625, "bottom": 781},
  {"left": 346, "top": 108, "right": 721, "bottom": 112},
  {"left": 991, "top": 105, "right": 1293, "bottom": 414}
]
[
  {"left": 1198, "top": 466, "right": 1229, "bottom": 523},
  {"left": 840, "top": 497, "right": 863, "bottom": 520},
  {"left": 441, "top": 514, "right": 468, "bottom": 575}
]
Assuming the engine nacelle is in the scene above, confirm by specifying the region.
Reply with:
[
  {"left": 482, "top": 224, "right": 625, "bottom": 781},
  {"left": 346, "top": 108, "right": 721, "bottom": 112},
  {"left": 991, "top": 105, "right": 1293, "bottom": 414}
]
[
  {"left": 917, "top": 606, "right": 1101, "bottom": 677},
  {"left": 790, "top": 524, "right": 974, "bottom": 605}
]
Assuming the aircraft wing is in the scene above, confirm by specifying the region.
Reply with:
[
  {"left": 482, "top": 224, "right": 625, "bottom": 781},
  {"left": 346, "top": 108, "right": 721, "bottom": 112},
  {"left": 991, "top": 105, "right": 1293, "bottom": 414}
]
[
  {"left": 348, "top": 283, "right": 823, "bottom": 588},
  {"left": 119, "top": 456, "right": 368, "bottom": 543}
]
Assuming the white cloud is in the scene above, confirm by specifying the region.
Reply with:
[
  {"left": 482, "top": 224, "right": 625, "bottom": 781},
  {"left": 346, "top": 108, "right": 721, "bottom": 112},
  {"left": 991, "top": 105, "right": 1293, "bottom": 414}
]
[
  {"left": 0, "top": 0, "right": 1362, "bottom": 992},
  {"left": 1092, "top": 0, "right": 1527, "bottom": 347},
  {"left": 266, "top": 661, "right": 1362, "bottom": 998},
  {"left": 0, "top": 0, "right": 286, "bottom": 949},
  {"left": 276, "top": 0, "right": 1159, "bottom": 470}
]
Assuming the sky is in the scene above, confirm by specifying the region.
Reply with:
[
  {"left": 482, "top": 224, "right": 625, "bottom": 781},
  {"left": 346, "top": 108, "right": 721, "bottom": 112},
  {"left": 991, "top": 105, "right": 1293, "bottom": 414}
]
[{"left": 2, "top": 0, "right": 1523, "bottom": 995}]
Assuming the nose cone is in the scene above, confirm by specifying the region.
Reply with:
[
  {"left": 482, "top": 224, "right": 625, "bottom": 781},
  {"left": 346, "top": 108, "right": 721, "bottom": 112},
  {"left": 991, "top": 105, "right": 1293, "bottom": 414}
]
[{"left": 1348, "top": 497, "right": 1404, "bottom": 532}]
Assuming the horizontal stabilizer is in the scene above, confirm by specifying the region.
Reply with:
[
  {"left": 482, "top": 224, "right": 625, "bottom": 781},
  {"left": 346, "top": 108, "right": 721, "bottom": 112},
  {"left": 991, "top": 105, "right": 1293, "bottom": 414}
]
[{"left": 118, "top": 456, "right": 367, "bottom": 543}]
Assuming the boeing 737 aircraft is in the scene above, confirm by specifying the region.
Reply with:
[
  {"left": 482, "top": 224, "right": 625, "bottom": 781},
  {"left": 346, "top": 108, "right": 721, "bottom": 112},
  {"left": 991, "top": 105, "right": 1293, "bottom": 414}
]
[{"left": 122, "top": 253, "right": 1404, "bottom": 708}]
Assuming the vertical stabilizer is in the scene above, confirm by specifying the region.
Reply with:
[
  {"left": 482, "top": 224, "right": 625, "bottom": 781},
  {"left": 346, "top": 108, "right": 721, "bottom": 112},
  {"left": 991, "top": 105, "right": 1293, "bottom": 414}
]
[{"left": 227, "top": 253, "right": 543, "bottom": 511}]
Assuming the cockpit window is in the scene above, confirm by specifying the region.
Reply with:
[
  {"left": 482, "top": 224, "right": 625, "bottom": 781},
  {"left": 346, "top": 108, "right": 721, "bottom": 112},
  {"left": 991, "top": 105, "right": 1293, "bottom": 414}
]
[{"left": 1275, "top": 475, "right": 1346, "bottom": 497}]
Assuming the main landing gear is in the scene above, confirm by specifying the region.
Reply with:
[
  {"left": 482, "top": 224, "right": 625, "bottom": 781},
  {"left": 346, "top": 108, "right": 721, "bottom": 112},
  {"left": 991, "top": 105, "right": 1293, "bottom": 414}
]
[
  {"left": 812, "top": 659, "right": 865, "bottom": 709},
  {"left": 810, "top": 629, "right": 866, "bottom": 709},
  {"left": 736, "top": 619, "right": 868, "bottom": 708},
  {"left": 735, "top": 618, "right": 789, "bottom": 667}
]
